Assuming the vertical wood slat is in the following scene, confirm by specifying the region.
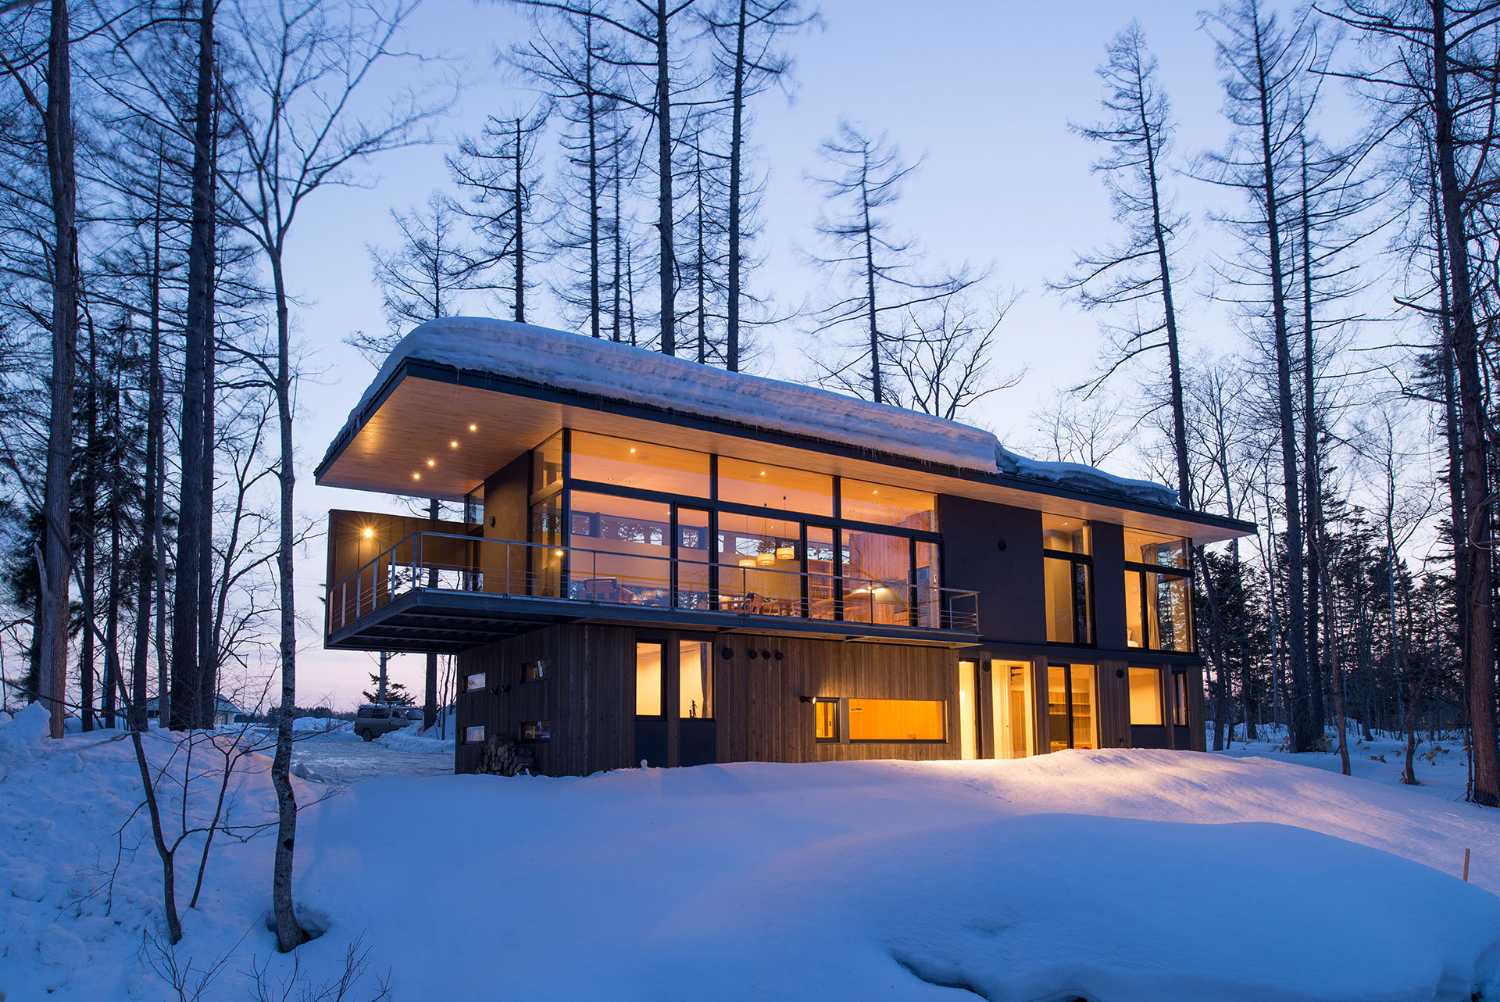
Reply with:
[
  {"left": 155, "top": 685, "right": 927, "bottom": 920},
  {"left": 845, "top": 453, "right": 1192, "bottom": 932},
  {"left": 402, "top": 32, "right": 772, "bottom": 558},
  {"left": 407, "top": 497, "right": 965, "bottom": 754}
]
[{"left": 1095, "top": 660, "right": 1129, "bottom": 749}]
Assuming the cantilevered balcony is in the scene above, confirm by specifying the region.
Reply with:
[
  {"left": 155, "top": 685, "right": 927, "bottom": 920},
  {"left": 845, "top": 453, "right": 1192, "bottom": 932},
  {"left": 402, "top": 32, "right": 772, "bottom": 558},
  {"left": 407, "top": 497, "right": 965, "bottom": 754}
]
[{"left": 324, "top": 530, "right": 981, "bottom": 653}]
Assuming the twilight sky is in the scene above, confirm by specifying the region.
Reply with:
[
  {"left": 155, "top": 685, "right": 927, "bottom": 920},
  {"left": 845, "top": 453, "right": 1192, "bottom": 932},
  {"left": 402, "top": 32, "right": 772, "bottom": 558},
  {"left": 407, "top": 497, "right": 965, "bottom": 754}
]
[{"left": 287, "top": 0, "right": 1310, "bottom": 709}]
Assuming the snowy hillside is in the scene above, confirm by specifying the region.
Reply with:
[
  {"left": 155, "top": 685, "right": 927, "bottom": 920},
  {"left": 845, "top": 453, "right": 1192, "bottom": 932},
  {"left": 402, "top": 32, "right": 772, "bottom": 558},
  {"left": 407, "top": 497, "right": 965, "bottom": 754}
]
[{"left": 3, "top": 704, "right": 1499, "bottom": 1001}]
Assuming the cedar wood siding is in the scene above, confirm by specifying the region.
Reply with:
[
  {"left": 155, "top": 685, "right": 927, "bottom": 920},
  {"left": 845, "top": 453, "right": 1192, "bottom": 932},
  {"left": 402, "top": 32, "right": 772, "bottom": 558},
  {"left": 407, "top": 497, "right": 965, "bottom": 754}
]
[{"left": 455, "top": 626, "right": 962, "bottom": 776}]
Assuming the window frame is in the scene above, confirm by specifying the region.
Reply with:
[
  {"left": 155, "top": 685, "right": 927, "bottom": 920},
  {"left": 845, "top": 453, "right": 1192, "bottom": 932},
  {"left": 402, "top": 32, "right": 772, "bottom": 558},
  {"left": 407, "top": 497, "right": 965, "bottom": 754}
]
[
  {"left": 1126, "top": 666, "right": 1165, "bottom": 727},
  {"left": 634, "top": 639, "right": 666, "bottom": 719},
  {"left": 1046, "top": 662, "right": 1096, "bottom": 751},
  {"left": 1124, "top": 551, "right": 1195, "bottom": 654},
  {"left": 1043, "top": 549, "right": 1095, "bottom": 647},
  {"left": 845, "top": 697, "right": 949, "bottom": 744}
]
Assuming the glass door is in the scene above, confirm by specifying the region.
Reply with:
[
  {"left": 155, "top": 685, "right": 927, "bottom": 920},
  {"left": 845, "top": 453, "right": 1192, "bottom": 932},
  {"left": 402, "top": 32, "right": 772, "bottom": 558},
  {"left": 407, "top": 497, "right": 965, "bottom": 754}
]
[
  {"left": 958, "top": 660, "right": 979, "bottom": 759},
  {"left": 678, "top": 638, "right": 716, "bottom": 766},
  {"left": 993, "top": 660, "right": 1033, "bottom": 758},
  {"left": 1046, "top": 663, "right": 1096, "bottom": 752}
]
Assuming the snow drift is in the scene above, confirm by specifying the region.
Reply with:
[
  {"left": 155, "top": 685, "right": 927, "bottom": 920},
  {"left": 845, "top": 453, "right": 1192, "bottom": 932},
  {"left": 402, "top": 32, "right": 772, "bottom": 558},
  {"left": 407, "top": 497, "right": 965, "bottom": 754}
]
[
  {"left": 7, "top": 705, "right": 1499, "bottom": 1001},
  {"left": 326, "top": 317, "right": 1180, "bottom": 508}
]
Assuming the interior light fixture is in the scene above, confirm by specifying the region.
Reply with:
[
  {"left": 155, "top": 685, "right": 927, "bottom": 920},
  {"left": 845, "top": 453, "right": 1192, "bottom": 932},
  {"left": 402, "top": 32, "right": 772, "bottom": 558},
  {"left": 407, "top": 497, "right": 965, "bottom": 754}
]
[
  {"left": 426, "top": 458, "right": 436, "bottom": 468},
  {"left": 360, "top": 526, "right": 374, "bottom": 540},
  {"left": 411, "top": 472, "right": 422, "bottom": 481},
  {"left": 468, "top": 423, "right": 479, "bottom": 433},
  {"left": 628, "top": 446, "right": 637, "bottom": 456},
  {"left": 758, "top": 470, "right": 767, "bottom": 477},
  {"left": 737, "top": 557, "right": 755, "bottom": 568},
  {"left": 775, "top": 544, "right": 796, "bottom": 561},
  {"left": 755, "top": 551, "right": 775, "bottom": 567},
  {"left": 449, "top": 439, "right": 459, "bottom": 449}
]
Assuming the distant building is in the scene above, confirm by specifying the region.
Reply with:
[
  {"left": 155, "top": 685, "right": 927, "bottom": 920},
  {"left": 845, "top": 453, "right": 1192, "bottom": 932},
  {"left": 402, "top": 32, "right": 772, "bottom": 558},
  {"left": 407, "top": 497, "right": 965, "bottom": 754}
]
[{"left": 144, "top": 695, "right": 243, "bottom": 727}]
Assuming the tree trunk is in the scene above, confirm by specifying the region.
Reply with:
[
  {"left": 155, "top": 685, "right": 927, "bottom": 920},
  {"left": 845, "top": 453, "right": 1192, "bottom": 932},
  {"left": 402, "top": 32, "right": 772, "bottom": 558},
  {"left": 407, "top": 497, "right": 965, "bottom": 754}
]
[
  {"left": 130, "top": 169, "right": 164, "bottom": 733},
  {"left": 81, "top": 315, "right": 97, "bottom": 731},
  {"left": 725, "top": 0, "right": 747, "bottom": 371},
  {"left": 1431, "top": 0, "right": 1498, "bottom": 805},
  {"left": 1299, "top": 136, "right": 1327, "bottom": 736},
  {"left": 654, "top": 0, "right": 676, "bottom": 355},
  {"left": 39, "top": 0, "right": 79, "bottom": 740},
  {"left": 1251, "top": 16, "right": 1313, "bottom": 752}
]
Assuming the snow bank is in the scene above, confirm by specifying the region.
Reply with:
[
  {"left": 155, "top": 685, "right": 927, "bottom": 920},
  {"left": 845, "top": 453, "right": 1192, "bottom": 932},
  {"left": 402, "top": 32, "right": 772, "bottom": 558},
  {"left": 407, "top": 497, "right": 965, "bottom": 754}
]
[
  {"left": 8, "top": 713, "right": 1500, "bottom": 1001},
  {"left": 327, "top": 317, "right": 1179, "bottom": 507}
]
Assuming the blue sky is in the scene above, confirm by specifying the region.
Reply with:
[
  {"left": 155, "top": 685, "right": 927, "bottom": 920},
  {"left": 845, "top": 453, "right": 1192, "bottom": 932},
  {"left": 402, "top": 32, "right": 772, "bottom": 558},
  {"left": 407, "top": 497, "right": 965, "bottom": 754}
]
[{"left": 290, "top": 0, "right": 1286, "bottom": 707}]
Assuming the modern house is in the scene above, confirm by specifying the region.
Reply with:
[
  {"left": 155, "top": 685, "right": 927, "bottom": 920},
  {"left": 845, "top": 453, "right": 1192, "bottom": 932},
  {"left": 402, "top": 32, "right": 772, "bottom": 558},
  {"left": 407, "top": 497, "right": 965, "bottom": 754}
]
[{"left": 316, "top": 318, "right": 1254, "bottom": 776}]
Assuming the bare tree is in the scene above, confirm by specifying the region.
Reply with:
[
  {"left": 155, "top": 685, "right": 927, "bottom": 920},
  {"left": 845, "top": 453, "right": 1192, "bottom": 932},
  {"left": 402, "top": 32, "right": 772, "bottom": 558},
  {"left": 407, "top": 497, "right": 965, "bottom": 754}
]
[
  {"left": 806, "top": 121, "right": 979, "bottom": 404},
  {"left": 217, "top": 0, "right": 438, "bottom": 951},
  {"left": 1053, "top": 21, "right": 1193, "bottom": 507}
]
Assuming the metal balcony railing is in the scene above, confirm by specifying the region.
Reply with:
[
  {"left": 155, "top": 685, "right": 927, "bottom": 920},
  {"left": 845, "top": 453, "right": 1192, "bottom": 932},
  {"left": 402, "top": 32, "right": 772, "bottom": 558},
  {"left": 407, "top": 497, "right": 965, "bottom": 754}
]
[{"left": 325, "top": 530, "right": 980, "bottom": 637}]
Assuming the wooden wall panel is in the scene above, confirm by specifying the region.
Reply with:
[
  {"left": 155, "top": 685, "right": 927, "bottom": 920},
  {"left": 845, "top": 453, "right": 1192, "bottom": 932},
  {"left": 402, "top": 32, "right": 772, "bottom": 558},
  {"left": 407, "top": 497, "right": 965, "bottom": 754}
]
[
  {"left": 1095, "top": 660, "right": 1130, "bottom": 750},
  {"left": 480, "top": 454, "right": 529, "bottom": 594}
]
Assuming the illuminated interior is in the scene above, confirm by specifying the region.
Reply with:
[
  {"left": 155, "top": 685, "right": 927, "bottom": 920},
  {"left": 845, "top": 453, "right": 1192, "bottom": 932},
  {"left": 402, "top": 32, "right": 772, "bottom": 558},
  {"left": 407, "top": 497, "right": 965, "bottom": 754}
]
[
  {"left": 1042, "top": 513, "right": 1091, "bottom": 554},
  {"left": 717, "top": 512, "right": 803, "bottom": 616},
  {"left": 571, "top": 431, "right": 710, "bottom": 497},
  {"left": 679, "top": 640, "right": 713, "bottom": 719},
  {"left": 717, "top": 456, "right": 834, "bottom": 516},
  {"left": 569, "top": 492, "right": 671, "bottom": 607},
  {"left": 1128, "top": 667, "right": 1163, "bottom": 726},
  {"left": 993, "top": 660, "right": 1033, "bottom": 758},
  {"left": 1044, "top": 556, "right": 1091, "bottom": 644},
  {"left": 839, "top": 478, "right": 936, "bottom": 531},
  {"left": 842, "top": 528, "right": 911, "bottom": 625},
  {"left": 533, "top": 431, "right": 563, "bottom": 494},
  {"left": 814, "top": 699, "right": 838, "bottom": 740},
  {"left": 1125, "top": 569, "right": 1145, "bottom": 647},
  {"left": 1124, "top": 527, "right": 1187, "bottom": 567},
  {"left": 847, "top": 698, "right": 946, "bottom": 741},
  {"left": 635, "top": 642, "right": 663, "bottom": 717},
  {"left": 958, "top": 660, "right": 978, "bottom": 759},
  {"left": 676, "top": 508, "right": 711, "bottom": 610},
  {"left": 1047, "top": 664, "right": 1095, "bottom": 751}
]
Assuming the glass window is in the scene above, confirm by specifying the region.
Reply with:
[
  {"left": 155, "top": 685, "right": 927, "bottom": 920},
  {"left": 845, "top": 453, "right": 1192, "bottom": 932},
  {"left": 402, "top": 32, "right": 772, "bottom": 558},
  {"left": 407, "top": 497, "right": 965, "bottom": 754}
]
[
  {"left": 1172, "top": 670, "right": 1190, "bottom": 726},
  {"left": 532, "top": 432, "right": 563, "bottom": 497},
  {"left": 807, "top": 525, "right": 836, "bottom": 621},
  {"left": 568, "top": 491, "right": 671, "bottom": 607},
  {"left": 717, "top": 457, "right": 833, "bottom": 516},
  {"left": 839, "top": 479, "right": 936, "bottom": 531},
  {"left": 1128, "top": 667, "right": 1163, "bottom": 726},
  {"left": 1124, "top": 527, "right": 1188, "bottom": 569},
  {"left": 717, "top": 512, "right": 803, "bottom": 617},
  {"left": 465, "top": 672, "right": 487, "bottom": 693},
  {"left": 1042, "top": 513, "right": 1090, "bottom": 554},
  {"left": 1044, "top": 556, "right": 1092, "bottom": 644},
  {"left": 675, "top": 508, "right": 711, "bottom": 611},
  {"left": 1149, "top": 573, "right": 1193, "bottom": 652},
  {"left": 569, "top": 431, "right": 710, "bottom": 497},
  {"left": 464, "top": 724, "right": 485, "bottom": 743},
  {"left": 958, "top": 660, "right": 978, "bottom": 760},
  {"left": 635, "top": 642, "right": 663, "bottom": 717},
  {"left": 1125, "top": 569, "right": 1145, "bottom": 648},
  {"left": 915, "top": 541, "right": 941, "bottom": 628},
  {"left": 847, "top": 698, "right": 945, "bottom": 741},
  {"left": 529, "top": 495, "right": 563, "bottom": 598},
  {"left": 814, "top": 699, "right": 838, "bottom": 740},
  {"left": 1070, "top": 665, "right": 1094, "bottom": 750},
  {"left": 1047, "top": 665, "right": 1069, "bottom": 753},
  {"left": 679, "top": 640, "right": 713, "bottom": 719},
  {"left": 843, "top": 528, "right": 910, "bottom": 625}
]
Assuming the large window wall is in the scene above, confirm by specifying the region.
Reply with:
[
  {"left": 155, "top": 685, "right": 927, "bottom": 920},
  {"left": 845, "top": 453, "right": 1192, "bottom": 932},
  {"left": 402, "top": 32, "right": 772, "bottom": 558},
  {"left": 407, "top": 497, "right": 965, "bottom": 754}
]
[
  {"left": 1043, "top": 514, "right": 1093, "bottom": 645},
  {"left": 524, "top": 429, "right": 945, "bottom": 627}
]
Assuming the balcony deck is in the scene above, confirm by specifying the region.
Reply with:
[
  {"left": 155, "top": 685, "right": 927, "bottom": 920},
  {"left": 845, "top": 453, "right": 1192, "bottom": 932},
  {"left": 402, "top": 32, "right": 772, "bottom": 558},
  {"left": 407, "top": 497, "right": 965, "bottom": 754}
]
[{"left": 324, "top": 531, "right": 981, "bottom": 653}]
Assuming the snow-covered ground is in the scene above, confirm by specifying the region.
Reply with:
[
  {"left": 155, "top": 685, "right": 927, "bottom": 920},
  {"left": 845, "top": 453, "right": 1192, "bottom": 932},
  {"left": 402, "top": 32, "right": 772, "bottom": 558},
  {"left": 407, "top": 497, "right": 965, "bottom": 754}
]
[{"left": 3, "top": 703, "right": 1499, "bottom": 1001}]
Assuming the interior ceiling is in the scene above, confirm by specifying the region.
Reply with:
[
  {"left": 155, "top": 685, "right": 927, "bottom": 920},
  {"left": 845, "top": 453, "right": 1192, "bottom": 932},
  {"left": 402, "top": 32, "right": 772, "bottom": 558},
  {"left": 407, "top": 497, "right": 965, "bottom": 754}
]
[{"left": 317, "top": 375, "right": 1250, "bottom": 544}]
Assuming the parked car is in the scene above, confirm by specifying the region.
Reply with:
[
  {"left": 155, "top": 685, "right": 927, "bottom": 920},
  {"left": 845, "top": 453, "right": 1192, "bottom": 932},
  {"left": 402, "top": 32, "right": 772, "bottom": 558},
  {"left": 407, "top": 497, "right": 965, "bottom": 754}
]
[
  {"left": 353, "top": 703, "right": 411, "bottom": 741},
  {"left": 401, "top": 707, "right": 424, "bottom": 722}
]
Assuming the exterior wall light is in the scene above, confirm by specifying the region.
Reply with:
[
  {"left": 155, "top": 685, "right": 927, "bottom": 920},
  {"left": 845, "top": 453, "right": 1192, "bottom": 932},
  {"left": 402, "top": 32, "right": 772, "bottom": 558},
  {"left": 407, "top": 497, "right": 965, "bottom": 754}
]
[{"left": 360, "top": 526, "right": 375, "bottom": 540}]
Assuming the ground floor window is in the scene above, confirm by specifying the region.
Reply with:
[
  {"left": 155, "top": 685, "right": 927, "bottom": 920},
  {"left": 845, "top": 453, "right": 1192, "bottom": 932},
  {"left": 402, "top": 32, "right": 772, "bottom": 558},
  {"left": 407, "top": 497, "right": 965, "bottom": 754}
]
[
  {"left": 679, "top": 640, "right": 713, "bottom": 719},
  {"left": 1127, "top": 667, "right": 1163, "bottom": 726},
  {"left": 1172, "top": 670, "right": 1190, "bottom": 726},
  {"left": 847, "top": 698, "right": 946, "bottom": 742},
  {"left": 813, "top": 699, "right": 838, "bottom": 741},
  {"left": 463, "top": 724, "right": 485, "bottom": 743},
  {"left": 958, "top": 660, "right": 979, "bottom": 759},
  {"left": 635, "top": 641, "right": 664, "bottom": 717},
  {"left": 1046, "top": 664, "right": 1095, "bottom": 751},
  {"left": 465, "top": 671, "right": 487, "bottom": 693}
]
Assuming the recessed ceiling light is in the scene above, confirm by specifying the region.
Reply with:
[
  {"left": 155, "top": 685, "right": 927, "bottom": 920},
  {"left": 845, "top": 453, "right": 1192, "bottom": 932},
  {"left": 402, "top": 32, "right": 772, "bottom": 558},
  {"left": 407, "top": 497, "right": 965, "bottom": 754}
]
[
  {"left": 628, "top": 447, "right": 637, "bottom": 455},
  {"left": 758, "top": 470, "right": 767, "bottom": 477},
  {"left": 468, "top": 423, "right": 478, "bottom": 433},
  {"left": 426, "top": 458, "right": 436, "bottom": 468},
  {"left": 449, "top": 439, "right": 459, "bottom": 449},
  {"left": 411, "top": 472, "right": 421, "bottom": 481}
]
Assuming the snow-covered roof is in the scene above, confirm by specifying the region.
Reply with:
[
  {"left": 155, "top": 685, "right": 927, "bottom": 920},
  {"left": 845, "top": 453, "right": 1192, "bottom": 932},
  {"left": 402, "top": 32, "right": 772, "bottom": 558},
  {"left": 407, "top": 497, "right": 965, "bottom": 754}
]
[{"left": 325, "top": 317, "right": 1178, "bottom": 508}]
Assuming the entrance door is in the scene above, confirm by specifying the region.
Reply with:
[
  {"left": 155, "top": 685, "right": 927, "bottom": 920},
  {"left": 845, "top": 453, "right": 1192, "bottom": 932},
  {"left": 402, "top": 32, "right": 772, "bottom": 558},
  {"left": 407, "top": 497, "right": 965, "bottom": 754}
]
[
  {"left": 1046, "top": 663, "right": 1096, "bottom": 752},
  {"left": 677, "top": 638, "right": 717, "bottom": 766},
  {"left": 992, "top": 660, "right": 1033, "bottom": 758}
]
